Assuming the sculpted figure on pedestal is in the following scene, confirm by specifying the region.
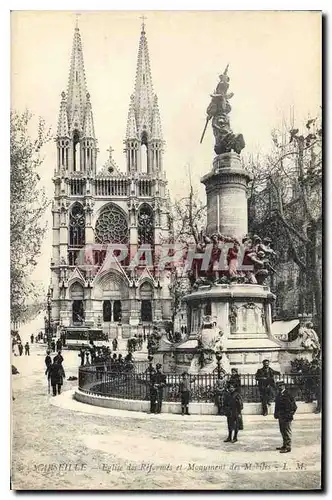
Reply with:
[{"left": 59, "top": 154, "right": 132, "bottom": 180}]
[{"left": 200, "top": 65, "right": 245, "bottom": 155}]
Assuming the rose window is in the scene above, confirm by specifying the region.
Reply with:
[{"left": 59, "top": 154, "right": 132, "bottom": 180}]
[{"left": 95, "top": 204, "right": 128, "bottom": 244}]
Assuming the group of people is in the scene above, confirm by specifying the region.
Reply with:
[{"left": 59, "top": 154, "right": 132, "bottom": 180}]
[
  {"left": 78, "top": 341, "right": 135, "bottom": 374},
  {"left": 12, "top": 336, "right": 30, "bottom": 356},
  {"left": 127, "top": 334, "right": 144, "bottom": 353},
  {"left": 144, "top": 360, "right": 300, "bottom": 452}
]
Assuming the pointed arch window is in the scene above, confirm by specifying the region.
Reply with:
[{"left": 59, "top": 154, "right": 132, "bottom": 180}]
[
  {"left": 69, "top": 203, "right": 85, "bottom": 247},
  {"left": 73, "top": 131, "right": 80, "bottom": 171},
  {"left": 140, "top": 131, "right": 148, "bottom": 173},
  {"left": 138, "top": 204, "right": 154, "bottom": 246}
]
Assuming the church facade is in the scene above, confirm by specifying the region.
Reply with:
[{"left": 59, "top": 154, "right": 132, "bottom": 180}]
[{"left": 50, "top": 21, "right": 173, "bottom": 338}]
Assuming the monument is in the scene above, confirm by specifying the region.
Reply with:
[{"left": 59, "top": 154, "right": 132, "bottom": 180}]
[{"left": 171, "top": 66, "right": 319, "bottom": 375}]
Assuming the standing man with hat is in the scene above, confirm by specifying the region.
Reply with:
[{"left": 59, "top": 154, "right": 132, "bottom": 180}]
[
  {"left": 274, "top": 380, "right": 297, "bottom": 453},
  {"left": 255, "top": 359, "right": 280, "bottom": 416},
  {"left": 151, "top": 363, "right": 166, "bottom": 414}
]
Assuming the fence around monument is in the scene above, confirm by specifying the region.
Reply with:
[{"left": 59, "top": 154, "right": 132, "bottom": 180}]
[{"left": 78, "top": 363, "right": 319, "bottom": 404}]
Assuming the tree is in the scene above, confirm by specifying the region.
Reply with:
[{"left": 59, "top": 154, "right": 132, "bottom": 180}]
[
  {"left": 10, "top": 110, "right": 51, "bottom": 326},
  {"left": 167, "top": 176, "right": 207, "bottom": 332},
  {"left": 247, "top": 114, "right": 322, "bottom": 330}
]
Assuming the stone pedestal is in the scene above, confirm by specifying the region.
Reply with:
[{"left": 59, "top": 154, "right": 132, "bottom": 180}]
[
  {"left": 180, "top": 284, "right": 311, "bottom": 374},
  {"left": 201, "top": 153, "right": 251, "bottom": 239}
]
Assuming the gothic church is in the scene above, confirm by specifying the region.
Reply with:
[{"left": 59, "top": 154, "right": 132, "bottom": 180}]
[{"left": 50, "top": 21, "right": 173, "bottom": 338}]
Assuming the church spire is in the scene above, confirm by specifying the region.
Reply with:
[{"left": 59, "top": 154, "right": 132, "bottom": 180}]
[
  {"left": 132, "top": 18, "right": 155, "bottom": 132},
  {"left": 66, "top": 21, "right": 88, "bottom": 132},
  {"left": 124, "top": 19, "right": 165, "bottom": 174},
  {"left": 56, "top": 19, "right": 97, "bottom": 175}
]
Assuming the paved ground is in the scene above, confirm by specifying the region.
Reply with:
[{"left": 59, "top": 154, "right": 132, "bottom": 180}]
[{"left": 11, "top": 341, "right": 322, "bottom": 491}]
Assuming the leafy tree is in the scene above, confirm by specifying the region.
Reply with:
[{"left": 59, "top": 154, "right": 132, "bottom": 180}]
[
  {"left": 167, "top": 177, "right": 207, "bottom": 332},
  {"left": 10, "top": 110, "right": 51, "bottom": 326},
  {"left": 247, "top": 114, "right": 322, "bottom": 330}
]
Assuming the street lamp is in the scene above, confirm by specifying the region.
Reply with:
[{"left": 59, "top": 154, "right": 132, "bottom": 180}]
[
  {"left": 46, "top": 287, "right": 52, "bottom": 345},
  {"left": 215, "top": 352, "right": 222, "bottom": 378}
]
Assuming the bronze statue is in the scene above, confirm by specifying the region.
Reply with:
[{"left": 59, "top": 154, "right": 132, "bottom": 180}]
[{"left": 201, "top": 65, "right": 245, "bottom": 155}]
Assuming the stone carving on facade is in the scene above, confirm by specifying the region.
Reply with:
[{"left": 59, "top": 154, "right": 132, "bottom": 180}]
[
  {"left": 192, "top": 231, "right": 277, "bottom": 289},
  {"left": 84, "top": 198, "right": 94, "bottom": 214},
  {"left": 298, "top": 322, "right": 320, "bottom": 355},
  {"left": 201, "top": 65, "right": 245, "bottom": 155},
  {"left": 188, "top": 317, "right": 230, "bottom": 374},
  {"left": 229, "top": 304, "right": 238, "bottom": 333}
]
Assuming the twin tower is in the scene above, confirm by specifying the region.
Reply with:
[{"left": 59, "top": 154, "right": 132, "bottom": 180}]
[{"left": 51, "top": 21, "right": 173, "bottom": 338}]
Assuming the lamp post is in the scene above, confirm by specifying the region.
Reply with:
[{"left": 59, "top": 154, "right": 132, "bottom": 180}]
[
  {"left": 46, "top": 288, "right": 52, "bottom": 345},
  {"left": 216, "top": 352, "right": 222, "bottom": 379}
]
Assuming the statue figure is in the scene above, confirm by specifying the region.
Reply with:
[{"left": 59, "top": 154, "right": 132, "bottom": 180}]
[
  {"left": 200, "top": 65, "right": 245, "bottom": 155},
  {"left": 200, "top": 319, "right": 220, "bottom": 350},
  {"left": 214, "top": 328, "right": 227, "bottom": 353},
  {"left": 227, "top": 240, "right": 240, "bottom": 278},
  {"left": 298, "top": 322, "right": 320, "bottom": 355}
]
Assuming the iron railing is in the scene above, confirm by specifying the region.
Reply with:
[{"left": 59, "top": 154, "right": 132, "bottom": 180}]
[{"left": 78, "top": 365, "right": 320, "bottom": 404}]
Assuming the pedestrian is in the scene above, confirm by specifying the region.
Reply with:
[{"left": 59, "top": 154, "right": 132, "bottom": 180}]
[
  {"left": 56, "top": 338, "right": 62, "bottom": 352},
  {"left": 78, "top": 348, "right": 85, "bottom": 366},
  {"left": 118, "top": 354, "right": 124, "bottom": 372},
  {"left": 223, "top": 382, "right": 243, "bottom": 443},
  {"left": 54, "top": 350, "right": 64, "bottom": 365},
  {"left": 138, "top": 333, "right": 143, "bottom": 350},
  {"left": 61, "top": 331, "right": 66, "bottom": 347},
  {"left": 255, "top": 359, "right": 280, "bottom": 416},
  {"left": 50, "top": 339, "right": 56, "bottom": 352},
  {"left": 112, "top": 338, "right": 118, "bottom": 352},
  {"left": 24, "top": 342, "right": 30, "bottom": 356},
  {"left": 45, "top": 350, "right": 52, "bottom": 371},
  {"left": 151, "top": 363, "right": 166, "bottom": 414},
  {"left": 310, "top": 358, "right": 321, "bottom": 413},
  {"left": 30, "top": 333, "right": 34, "bottom": 344},
  {"left": 274, "top": 380, "right": 297, "bottom": 453},
  {"left": 46, "top": 359, "right": 65, "bottom": 396},
  {"left": 229, "top": 368, "right": 241, "bottom": 392},
  {"left": 18, "top": 342, "right": 23, "bottom": 356},
  {"left": 179, "top": 372, "right": 191, "bottom": 416},
  {"left": 214, "top": 373, "right": 227, "bottom": 415}
]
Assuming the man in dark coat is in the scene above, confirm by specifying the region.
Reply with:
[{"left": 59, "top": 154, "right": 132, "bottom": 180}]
[
  {"left": 78, "top": 348, "right": 85, "bottom": 366},
  {"left": 112, "top": 338, "right": 118, "bottom": 352},
  {"left": 18, "top": 342, "right": 23, "bottom": 356},
  {"left": 54, "top": 350, "right": 64, "bottom": 365},
  {"left": 229, "top": 368, "right": 241, "bottom": 392},
  {"left": 30, "top": 334, "right": 34, "bottom": 344},
  {"left": 255, "top": 359, "right": 280, "bottom": 416},
  {"left": 56, "top": 338, "right": 62, "bottom": 352},
  {"left": 47, "top": 359, "right": 65, "bottom": 396},
  {"left": 24, "top": 342, "right": 30, "bottom": 356},
  {"left": 45, "top": 350, "right": 52, "bottom": 371},
  {"left": 274, "top": 380, "right": 297, "bottom": 453},
  {"left": 223, "top": 382, "right": 243, "bottom": 443},
  {"left": 179, "top": 372, "right": 191, "bottom": 416},
  {"left": 151, "top": 363, "right": 166, "bottom": 414}
]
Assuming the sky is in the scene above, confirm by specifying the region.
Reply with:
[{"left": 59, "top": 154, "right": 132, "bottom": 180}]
[{"left": 10, "top": 10, "right": 322, "bottom": 286}]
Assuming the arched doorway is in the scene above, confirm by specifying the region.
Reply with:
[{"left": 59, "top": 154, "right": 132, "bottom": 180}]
[
  {"left": 70, "top": 282, "right": 84, "bottom": 325},
  {"left": 140, "top": 282, "right": 153, "bottom": 323}
]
